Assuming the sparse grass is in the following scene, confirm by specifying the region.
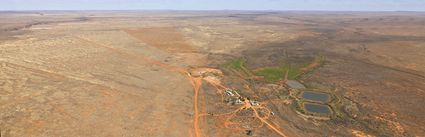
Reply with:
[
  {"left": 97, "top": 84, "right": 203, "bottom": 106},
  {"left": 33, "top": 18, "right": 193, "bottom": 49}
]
[
  {"left": 302, "top": 55, "right": 325, "bottom": 72},
  {"left": 255, "top": 67, "right": 285, "bottom": 82},
  {"left": 224, "top": 58, "right": 251, "bottom": 76},
  {"left": 292, "top": 99, "right": 306, "bottom": 114},
  {"left": 225, "top": 58, "right": 244, "bottom": 70},
  {"left": 254, "top": 65, "right": 302, "bottom": 82},
  {"left": 225, "top": 55, "right": 324, "bottom": 82},
  {"left": 255, "top": 55, "right": 325, "bottom": 82},
  {"left": 279, "top": 88, "right": 289, "bottom": 97}
]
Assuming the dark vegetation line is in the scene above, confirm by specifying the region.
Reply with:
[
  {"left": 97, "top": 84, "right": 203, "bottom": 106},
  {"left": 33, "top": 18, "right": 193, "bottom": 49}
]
[
  {"left": 1, "top": 17, "right": 89, "bottom": 32},
  {"left": 355, "top": 58, "right": 425, "bottom": 79}
]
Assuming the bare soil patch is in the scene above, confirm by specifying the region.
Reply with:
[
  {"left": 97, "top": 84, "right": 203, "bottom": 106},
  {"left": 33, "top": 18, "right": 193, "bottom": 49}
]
[{"left": 124, "top": 27, "right": 195, "bottom": 52}]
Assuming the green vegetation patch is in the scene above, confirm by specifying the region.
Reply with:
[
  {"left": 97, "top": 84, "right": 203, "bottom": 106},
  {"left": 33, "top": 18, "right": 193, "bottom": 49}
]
[
  {"left": 255, "top": 55, "right": 325, "bottom": 82},
  {"left": 224, "top": 58, "right": 251, "bottom": 76},
  {"left": 224, "top": 55, "right": 324, "bottom": 82},
  {"left": 254, "top": 66, "right": 302, "bottom": 82},
  {"left": 255, "top": 67, "right": 285, "bottom": 82}
]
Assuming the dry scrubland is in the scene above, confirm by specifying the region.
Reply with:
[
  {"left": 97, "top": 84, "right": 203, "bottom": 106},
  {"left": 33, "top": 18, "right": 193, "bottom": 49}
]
[{"left": 0, "top": 11, "right": 425, "bottom": 137}]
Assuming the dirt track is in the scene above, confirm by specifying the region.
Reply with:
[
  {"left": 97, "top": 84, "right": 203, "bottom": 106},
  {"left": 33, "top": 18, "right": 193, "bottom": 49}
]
[{"left": 0, "top": 12, "right": 197, "bottom": 136}]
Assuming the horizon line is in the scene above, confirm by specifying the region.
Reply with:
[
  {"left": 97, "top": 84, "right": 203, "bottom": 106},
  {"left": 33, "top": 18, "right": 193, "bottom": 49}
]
[{"left": 1, "top": 9, "right": 425, "bottom": 12}]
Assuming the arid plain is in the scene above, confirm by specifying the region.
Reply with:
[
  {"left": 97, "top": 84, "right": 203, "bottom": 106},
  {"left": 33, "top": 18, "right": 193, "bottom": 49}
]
[{"left": 1, "top": 11, "right": 425, "bottom": 137}]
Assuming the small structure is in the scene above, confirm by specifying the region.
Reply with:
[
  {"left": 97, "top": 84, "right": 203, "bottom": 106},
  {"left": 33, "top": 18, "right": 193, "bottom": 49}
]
[
  {"left": 235, "top": 99, "right": 244, "bottom": 105},
  {"left": 225, "top": 89, "right": 235, "bottom": 96},
  {"left": 245, "top": 130, "right": 253, "bottom": 136},
  {"left": 250, "top": 101, "right": 259, "bottom": 106}
]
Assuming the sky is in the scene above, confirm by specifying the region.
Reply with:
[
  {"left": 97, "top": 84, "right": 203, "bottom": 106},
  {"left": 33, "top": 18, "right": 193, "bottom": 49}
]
[{"left": 1, "top": 0, "right": 425, "bottom": 11}]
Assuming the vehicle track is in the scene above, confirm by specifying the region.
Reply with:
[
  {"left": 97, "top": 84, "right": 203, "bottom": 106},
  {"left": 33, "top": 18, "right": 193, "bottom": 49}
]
[{"left": 74, "top": 36, "right": 288, "bottom": 137}]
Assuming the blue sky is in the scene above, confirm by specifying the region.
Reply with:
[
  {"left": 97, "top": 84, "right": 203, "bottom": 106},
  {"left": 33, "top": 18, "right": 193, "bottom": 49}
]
[{"left": 1, "top": 0, "right": 425, "bottom": 11}]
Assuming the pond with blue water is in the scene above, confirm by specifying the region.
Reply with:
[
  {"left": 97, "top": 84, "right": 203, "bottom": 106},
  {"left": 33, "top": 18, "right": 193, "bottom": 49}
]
[
  {"left": 303, "top": 103, "right": 331, "bottom": 114},
  {"left": 302, "top": 91, "right": 330, "bottom": 103}
]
